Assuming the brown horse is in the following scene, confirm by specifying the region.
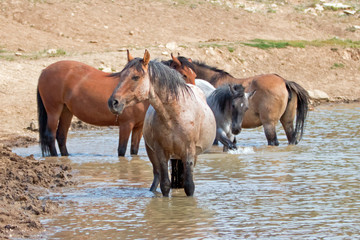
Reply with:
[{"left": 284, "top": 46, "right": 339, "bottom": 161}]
[
  {"left": 108, "top": 50, "right": 216, "bottom": 196},
  {"left": 37, "top": 60, "right": 149, "bottom": 157},
  {"left": 167, "top": 56, "right": 310, "bottom": 146}
]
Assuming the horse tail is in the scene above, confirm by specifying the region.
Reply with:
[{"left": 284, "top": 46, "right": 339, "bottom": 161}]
[
  {"left": 285, "top": 80, "right": 310, "bottom": 144},
  {"left": 37, "top": 87, "right": 52, "bottom": 156}
]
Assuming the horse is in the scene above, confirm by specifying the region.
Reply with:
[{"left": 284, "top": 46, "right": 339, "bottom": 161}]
[
  {"left": 37, "top": 60, "right": 149, "bottom": 157},
  {"left": 205, "top": 84, "right": 254, "bottom": 151},
  {"left": 167, "top": 56, "right": 309, "bottom": 146},
  {"left": 108, "top": 50, "right": 216, "bottom": 197}
]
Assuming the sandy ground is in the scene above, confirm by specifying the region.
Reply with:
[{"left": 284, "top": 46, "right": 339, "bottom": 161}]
[{"left": 0, "top": 0, "right": 359, "bottom": 238}]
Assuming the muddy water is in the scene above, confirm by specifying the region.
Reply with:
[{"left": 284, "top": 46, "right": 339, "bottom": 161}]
[{"left": 14, "top": 103, "right": 360, "bottom": 239}]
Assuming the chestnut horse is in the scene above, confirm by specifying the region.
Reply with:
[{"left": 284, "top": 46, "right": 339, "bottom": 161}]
[
  {"left": 108, "top": 50, "right": 216, "bottom": 196},
  {"left": 37, "top": 60, "right": 149, "bottom": 157},
  {"left": 168, "top": 56, "right": 309, "bottom": 146}
]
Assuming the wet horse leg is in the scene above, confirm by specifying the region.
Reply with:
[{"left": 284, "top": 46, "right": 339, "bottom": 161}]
[
  {"left": 130, "top": 123, "right": 143, "bottom": 155},
  {"left": 46, "top": 107, "right": 64, "bottom": 156},
  {"left": 117, "top": 122, "right": 134, "bottom": 156},
  {"left": 183, "top": 154, "right": 195, "bottom": 196},
  {"left": 56, "top": 106, "right": 73, "bottom": 156},
  {"left": 146, "top": 143, "right": 171, "bottom": 196},
  {"left": 280, "top": 91, "right": 297, "bottom": 144},
  {"left": 262, "top": 122, "right": 279, "bottom": 146},
  {"left": 159, "top": 157, "right": 171, "bottom": 197},
  {"left": 145, "top": 143, "right": 161, "bottom": 192}
]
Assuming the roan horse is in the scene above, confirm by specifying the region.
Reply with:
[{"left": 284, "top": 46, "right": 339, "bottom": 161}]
[
  {"left": 168, "top": 56, "right": 310, "bottom": 146},
  {"left": 108, "top": 50, "right": 216, "bottom": 197},
  {"left": 206, "top": 84, "right": 254, "bottom": 151},
  {"left": 37, "top": 60, "right": 149, "bottom": 157}
]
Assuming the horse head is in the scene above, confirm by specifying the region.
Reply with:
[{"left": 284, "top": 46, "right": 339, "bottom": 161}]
[
  {"left": 108, "top": 50, "right": 151, "bottom": 115},
  {"left": 229, "top": 84, "right": 255, "bottom": 135},
  {"left": 169, "top": 54, "right": 196, "bottom": 85}
]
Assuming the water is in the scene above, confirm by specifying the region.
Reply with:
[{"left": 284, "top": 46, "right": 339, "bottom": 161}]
[{"left": 14, "top": 103, "right": 360, "bottom": 239}]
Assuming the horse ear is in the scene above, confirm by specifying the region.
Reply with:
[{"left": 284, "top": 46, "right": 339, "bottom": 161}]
[
  {"left": 143, "top": 49, "right": 150, "bottom": 66},
  {"left": 229, "top": 84, "right": 236, "bottom": 95},
  {"left": 127, "top": 49, "right": 134, "bottom": 62},
  {"left": 171, "top": 53, "right": 181, "bottom": 67},
  {"left": 246, "top": 90, "right": 256, "bottom": 99}
]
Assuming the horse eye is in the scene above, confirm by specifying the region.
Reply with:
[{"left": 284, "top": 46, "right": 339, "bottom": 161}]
[{"left": 132, "top": 75, "right": 140, "bottom": 81}]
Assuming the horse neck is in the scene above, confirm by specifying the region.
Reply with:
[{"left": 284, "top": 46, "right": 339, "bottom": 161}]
[
  {"left": 192, "top": 64, "right": 217, "bottom": 82},
  {"left": 207, "top": 95, "right": 232, "bottom": 123},
  {"left": 148, "top": 82, "right": 184, "bottom": 125}
]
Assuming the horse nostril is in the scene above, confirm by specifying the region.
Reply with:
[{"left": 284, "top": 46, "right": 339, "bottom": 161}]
[
  {"left": 112, "top": 99, "right": 119, "bottom": 108},
  {"left": 232, "top": 128, "right": 241, "bottom": 135}
]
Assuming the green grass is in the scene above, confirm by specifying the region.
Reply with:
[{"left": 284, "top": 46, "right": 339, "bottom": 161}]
[
  {"left": 242, "top": 38, "right": 360, "bottom": 49},
  {"left": 331, "top": 62, "right": 345, "bottom": 69}
]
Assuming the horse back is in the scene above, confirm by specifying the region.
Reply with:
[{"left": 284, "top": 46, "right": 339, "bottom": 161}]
[{"left": 38, "top": 60, "right": 148, "bottom": 126}]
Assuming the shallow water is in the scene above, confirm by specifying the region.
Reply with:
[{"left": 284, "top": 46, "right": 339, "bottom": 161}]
[{"left": 14, "top": 103, "right": 360, "bottom": 239}]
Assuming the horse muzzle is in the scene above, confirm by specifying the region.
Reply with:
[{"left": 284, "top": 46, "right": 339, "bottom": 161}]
[
  {"left": 108, "top": 97, "right": 125, "bottom": 115},
  {"left": 231, "top": 127, "right": 241, "bottom": 135}
]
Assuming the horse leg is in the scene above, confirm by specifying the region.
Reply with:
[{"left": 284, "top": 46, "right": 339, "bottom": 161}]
[
  {"left": 145, "top": 143, "right": 161, "bottom": 192},
  {"left": 46, "top": 110, "right": 63, "bottom": 156},
  {"left": 281, "top": 91, "right": 297, "bottom": 145},
  {"left": 183, "top": 154, "right": 195, "bottom": 196},
  {"left": 118, "top": 122, "right": 134, "bottom": 157},
  {"left": 147, "top": 143, "right": 170, "bottom": 196},
  {"left": 159, "top": 157, "right": 171, "bottom": 197},
  {"left": 262, "top": 122, "right": 279, "bottom": 146},
  {"left": 56, "top": 106, "right": 73, "bottom": 156},
  {"left": 130, "top": 123, "right": 143, "bottom": 155},
  {"left": 171, "top": 159, "right": 184, "bottom": 188}
]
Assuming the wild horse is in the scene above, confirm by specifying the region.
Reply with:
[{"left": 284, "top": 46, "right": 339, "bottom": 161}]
[
  {"left": 108, "top": 50, "right": 216, "bottom": 196},
  {"left": 167, "top": 56, "right": 310, "bottom": 146},
  {"left": 37, "top": 60, "right": 149, "bottom": 157}
]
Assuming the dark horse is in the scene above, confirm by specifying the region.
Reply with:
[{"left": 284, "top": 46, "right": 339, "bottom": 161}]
[
  {"left": 108, "top": 50, "right": 216, "bottom": 196},
  {"left": 167, "top": 56, "right": 310, "bottom": 146},
  {"left": 37, "top": 60, "right": 149, "bottom": 157}
]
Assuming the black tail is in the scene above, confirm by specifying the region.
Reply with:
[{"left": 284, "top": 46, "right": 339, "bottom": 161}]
[
  {"left": 285, "top": 81, "right": 310, "bottom": 144},
  {"left": 37, "top": 88, "right": 53, "bottom": 156}
]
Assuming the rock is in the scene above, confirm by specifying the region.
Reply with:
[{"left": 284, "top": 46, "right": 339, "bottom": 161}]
[
  {"left": 47, "top": 49, "right": 57, "bottom": 54},
  {"left": 308, "top": 89, "right": 330, "bottom": 101},
  {"left": 15, "top": 52, "right": 22, "bottom": 56},
  {"left": 165, "top": 42, "right": 177, "bottom": 51},
  {"left": 343, "top": 10, "right": 356, "bottom": 15},
  {"left": 129, "top": 30, "right": 134, "bottom": 35},
  {"left": 323, "top": 3, "right": 351, "bottom": 10}
]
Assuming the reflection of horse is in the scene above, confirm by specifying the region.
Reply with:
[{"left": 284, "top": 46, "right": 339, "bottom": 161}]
[
  {"left": 168, "top": 56, "right": 310, "bottom": 146},
  {"left": 108, "top": 50, "right": 216, "bottom": 197},
  {"left": 37, "top": 60, "right": 149, "bottom": 157},
  {"left": 206, "top": 84, "right": 254, "bottom": 151}
]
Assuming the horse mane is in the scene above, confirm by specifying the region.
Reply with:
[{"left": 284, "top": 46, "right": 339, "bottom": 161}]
[
  {"left": 208, "top": 84, "right": 245, "bottom": 114},
  {"left": 108, "top": 57, "right": 145, "bottom": 78},
  {"left": 149, "top": 60, "right": 192, "bottom": 100}
]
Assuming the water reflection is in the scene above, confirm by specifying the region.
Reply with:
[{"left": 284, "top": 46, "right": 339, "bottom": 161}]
[{"left": 13, "top": 103, "right": 360, "bottom": 239}]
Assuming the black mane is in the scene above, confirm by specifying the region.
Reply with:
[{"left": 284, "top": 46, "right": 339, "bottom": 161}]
[
  {"left": 208, "top": 84, "right": 245, "bottom": 114},
  {"left": 192, "top": 60, "right": 230, "bottom": 76}
]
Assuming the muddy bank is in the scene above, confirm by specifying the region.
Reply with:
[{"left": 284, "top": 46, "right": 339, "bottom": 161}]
[{"left": 0, "top": 137, "right": 74, "bottom": 239}]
